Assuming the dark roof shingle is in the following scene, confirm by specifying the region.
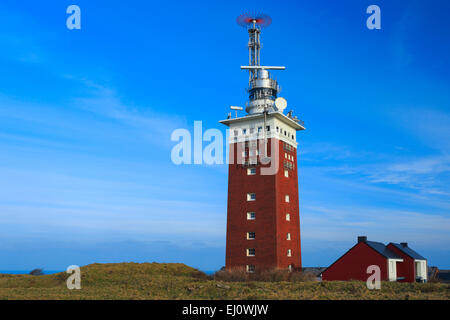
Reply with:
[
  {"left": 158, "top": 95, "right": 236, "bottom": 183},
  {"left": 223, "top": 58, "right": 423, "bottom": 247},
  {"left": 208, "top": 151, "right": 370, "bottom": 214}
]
[
  {"left": 365, "top": 241, "right": 403, "bottom": 259},
  {"left": 389, "top": 243, "right": 426, "bottom": 260}
]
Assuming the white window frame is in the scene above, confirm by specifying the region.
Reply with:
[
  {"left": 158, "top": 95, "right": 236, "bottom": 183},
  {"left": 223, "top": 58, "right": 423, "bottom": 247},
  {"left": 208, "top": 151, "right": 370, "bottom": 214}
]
[
  {"left": 287, "top": 249, "right": 292, "bottom": 257},
  {"left": 286, "top": 213, "right": 290, "bottom": 221},
  {"left": 246, "top": 265, "right": 255, "bottom": 273},
  {"left": 287, "top": 233, "right": 291, "bottom": 240},
  {"left": 247, "top": 232, "right": 255, "bottom": 240},
  {"left": 247, "top": 212, "right": 256, "bottom": 220},
  {"left": 285, "top": 195, "right": 290, "bottom": 203},
  {"left": 284, "top": 169, "right": 289, "bottom": 177},
  {"left": 247, "top": 248, "right": 255, "bottom": 256},
  {"left": 247, "top": 193, "right": 256, "bottom": 201},
  {"left": 247, "top": 168, "right": 256, "bottom": 176}
]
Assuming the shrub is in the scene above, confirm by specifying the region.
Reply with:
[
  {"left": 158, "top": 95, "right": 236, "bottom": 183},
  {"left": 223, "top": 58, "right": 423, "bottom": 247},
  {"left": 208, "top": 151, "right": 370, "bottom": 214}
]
[
  {"left": 29, "top": 268, "right": 44, "bottom": 276},
  {"left": 213, "top": 267, "right": 250, "bottom": 282},
  {"left": 289, "top": 271, "right": 317, "bottom": 282}
]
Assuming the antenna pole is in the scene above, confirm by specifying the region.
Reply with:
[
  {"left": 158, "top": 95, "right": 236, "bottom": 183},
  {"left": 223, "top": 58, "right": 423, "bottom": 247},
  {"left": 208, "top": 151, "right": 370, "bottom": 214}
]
[{"left": 247, "top": 20, "right": 261, "bottom": 81}]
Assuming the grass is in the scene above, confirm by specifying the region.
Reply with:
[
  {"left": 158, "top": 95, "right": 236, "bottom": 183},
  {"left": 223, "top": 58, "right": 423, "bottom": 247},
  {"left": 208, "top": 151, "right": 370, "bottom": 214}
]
[{"left": 0, "top": 262, "right": 448, "bottom": 300}]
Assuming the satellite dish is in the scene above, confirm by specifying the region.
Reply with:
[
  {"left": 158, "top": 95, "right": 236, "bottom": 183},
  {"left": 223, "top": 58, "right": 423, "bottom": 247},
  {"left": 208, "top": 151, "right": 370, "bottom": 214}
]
[{"left": 275, "top": 97, "right": 287, "bottom": 112}]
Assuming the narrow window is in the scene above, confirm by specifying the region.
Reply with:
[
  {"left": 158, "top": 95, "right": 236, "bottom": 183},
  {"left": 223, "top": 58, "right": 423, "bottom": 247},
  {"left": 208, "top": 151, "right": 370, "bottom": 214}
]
[
  {"left": 286, "top": 213, "right": 290, "bottom": 221},
  {"left": 266, "top": 125, "right": 270, "bottom": 132},
  {"left": 258, "top": 126, "right": 262, "bottom": 133},
  {"left": 247, "top": 232, "right": 255, "bottom": 240},
  {"left": 246, "top": 265, "right": 255, "bottom": 273},
  {"left": 287, "top": 249, "right": 292, "bottom": 257},
  {"left": 285, "top": 195, "right": 290, "bottom": 203},
  {"left": 234, "top": 130, "right": 238, "bottom": 136},
  {"left": 284, "top": 170, "right": 289, "bottom": 177},
  {"left": 247, "top": 212, "right": 256, "bottom": 220},
  {"left": 247, "top": 193, "right": 256, "bottom": 201},
  {"left": 287, "top": 233, "right": 291, "bottom": 240},
  {"left": 247, "top": 248, "right": 255, "bottom": 256},
  {"left": 247, "top": 168, "right": 256, "bottom": 175},
  {"left": 288, "top": 264, "right": 293, "bottom": 272}
]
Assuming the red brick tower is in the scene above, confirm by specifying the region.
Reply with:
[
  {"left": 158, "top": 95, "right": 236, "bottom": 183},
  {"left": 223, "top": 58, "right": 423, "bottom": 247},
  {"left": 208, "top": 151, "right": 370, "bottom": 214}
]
[{"left": 220, "top": 15, "right": 305, "bottom": 272}]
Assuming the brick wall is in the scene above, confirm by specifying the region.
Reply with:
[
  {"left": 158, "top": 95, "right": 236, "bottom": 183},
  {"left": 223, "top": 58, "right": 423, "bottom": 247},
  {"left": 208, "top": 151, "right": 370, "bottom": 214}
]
[{"left": 225, "top": 138, "right": 302, "bottom": 270}]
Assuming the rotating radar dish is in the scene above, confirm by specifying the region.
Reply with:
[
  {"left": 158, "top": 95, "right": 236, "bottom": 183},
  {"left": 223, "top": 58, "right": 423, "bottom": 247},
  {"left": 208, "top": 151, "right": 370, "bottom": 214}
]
[{"left": 237, "top": 13, "right": 272, "bottom": 28}]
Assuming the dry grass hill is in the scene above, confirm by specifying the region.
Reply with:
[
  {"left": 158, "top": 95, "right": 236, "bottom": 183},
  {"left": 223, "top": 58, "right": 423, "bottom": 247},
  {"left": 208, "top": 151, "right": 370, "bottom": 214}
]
[{"left": 0, "top": 262, "right": 448, "bottom": 300}]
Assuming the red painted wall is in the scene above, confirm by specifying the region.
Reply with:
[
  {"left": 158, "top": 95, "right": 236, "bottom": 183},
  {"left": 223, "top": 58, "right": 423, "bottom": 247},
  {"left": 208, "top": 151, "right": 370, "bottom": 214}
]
[
  {"left": 321, "top": 242, "right": 389, "bottom": 281},
  {"left": 225, "top": 138, "right": 301, "bottom": 270},
  {"left": 387, "top": 244, "right": 415, "bottom": 282}
]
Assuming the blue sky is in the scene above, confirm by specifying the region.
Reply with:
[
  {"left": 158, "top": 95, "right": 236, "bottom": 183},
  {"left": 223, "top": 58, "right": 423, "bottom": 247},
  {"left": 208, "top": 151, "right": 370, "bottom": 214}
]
[{"left": 0, "top": 0, "right": 449, "bottom": 271}]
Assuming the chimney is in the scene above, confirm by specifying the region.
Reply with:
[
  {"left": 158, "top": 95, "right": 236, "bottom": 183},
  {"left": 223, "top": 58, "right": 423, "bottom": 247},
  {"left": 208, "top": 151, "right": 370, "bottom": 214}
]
[
  {"left": 400, "top": 242, "right": 408, "bottom": 247},
  {"left": 358, "top": 236, "right": 367, "bottom": 243}
]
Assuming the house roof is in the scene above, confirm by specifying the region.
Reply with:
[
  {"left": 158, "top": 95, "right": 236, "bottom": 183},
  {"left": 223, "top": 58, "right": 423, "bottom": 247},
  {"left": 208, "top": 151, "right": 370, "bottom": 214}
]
[
  {"left": 389, "top": 243, "right": 426, "bottom": 260},
  {"left": 365, "top": 241, "right": 403, "bottom": 259},
  {"left": 320, "top": 240, "right": 402, "bottom": 276}
]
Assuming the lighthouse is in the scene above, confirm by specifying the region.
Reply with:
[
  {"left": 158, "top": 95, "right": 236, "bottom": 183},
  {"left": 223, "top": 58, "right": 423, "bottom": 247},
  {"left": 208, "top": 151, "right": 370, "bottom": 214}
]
[{"left": 220, "top": 14, "right": 305, "bottom": 272}]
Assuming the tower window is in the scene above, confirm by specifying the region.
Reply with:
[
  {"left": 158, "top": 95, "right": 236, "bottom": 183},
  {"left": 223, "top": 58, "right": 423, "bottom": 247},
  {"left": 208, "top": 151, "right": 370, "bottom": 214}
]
[
  {"left": 246, "top": 265, "right": 255, "bottom": 273},
  {"left": 286, "top": 213, "right": 290, "bottom": 221},
  {"left": 247, "top": 232, "right": 255, "bottom": 240},
  {"left": 284, "top": 170, "right": 289, "bottom": 177},
  {"left": 288, "top": 264, "right": 293, "bottom": 272},
  {"left": 258, "top": 126, "right": 262, "bottom": 133},
  {"left": 247, "top": 248, "right": 256, "bottom": 256},
  {"left": 287, "top": 249, "right": 292, "bottom": 257},
  {"left": 266, "top": 126, "right": 270, "bottom": 131},
  {"left": 287, "top": 233, "right": 291, "bottom": 240},
  {"left": 285, "top": 195, "right": 290, "bottom": 203},
  {"left": 247, "top": 193, "right": 256, "bottom": 201},
  {"left": 247, "top": 168, "right": 256, "bottom": 175},
  {"left": 242, "top": 128, "right": 247, "bottom": 135},
  {"left": 247, "top": 212, "right": 256, "bottom": 220}
]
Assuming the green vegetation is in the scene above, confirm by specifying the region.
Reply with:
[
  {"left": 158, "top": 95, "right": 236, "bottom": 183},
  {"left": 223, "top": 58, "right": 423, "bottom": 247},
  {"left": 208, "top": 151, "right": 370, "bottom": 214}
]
[{"left": 0, "top": 263, "right": 448, "bottom": 300}]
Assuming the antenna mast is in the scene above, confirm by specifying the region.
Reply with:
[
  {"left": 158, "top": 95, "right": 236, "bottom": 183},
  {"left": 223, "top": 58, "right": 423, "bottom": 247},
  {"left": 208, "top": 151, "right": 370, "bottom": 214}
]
[
  {"left": 237, "top": 13, "right": 286, "bottom": 159},
  {"left": 237, "top": 13, "right": 285, "bottom": 115}
]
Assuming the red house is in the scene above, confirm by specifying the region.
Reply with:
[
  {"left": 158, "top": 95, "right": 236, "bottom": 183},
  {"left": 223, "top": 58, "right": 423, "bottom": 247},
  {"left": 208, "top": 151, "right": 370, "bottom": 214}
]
[{"left": 321, "top": 236, "right": 427, "bottom": 283}]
